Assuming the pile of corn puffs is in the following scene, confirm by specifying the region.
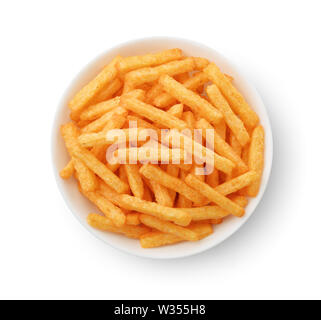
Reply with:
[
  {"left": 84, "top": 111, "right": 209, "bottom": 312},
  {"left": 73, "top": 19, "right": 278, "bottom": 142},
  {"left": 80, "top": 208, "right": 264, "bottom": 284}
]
[{"left": 60, "top": 48, "right": 264, "bottom": 248}]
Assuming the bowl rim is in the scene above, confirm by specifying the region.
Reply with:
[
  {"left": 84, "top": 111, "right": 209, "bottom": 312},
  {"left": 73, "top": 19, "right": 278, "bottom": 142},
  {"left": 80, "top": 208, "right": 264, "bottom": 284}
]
[{"left": 51, "top": 36, "right": 273, "bottom": 259}]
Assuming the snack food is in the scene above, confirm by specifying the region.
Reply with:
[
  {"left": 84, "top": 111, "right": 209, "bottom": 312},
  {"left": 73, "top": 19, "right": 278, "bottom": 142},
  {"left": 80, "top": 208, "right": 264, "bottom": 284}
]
[{"left": 60, "top": 48, "right": 265, "bottom": 249}]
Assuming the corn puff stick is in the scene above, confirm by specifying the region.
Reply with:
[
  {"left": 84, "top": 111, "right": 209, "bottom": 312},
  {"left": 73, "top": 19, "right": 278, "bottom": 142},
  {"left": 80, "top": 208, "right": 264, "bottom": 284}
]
[
  {"left": 87, "top": 213, "right": 149, "bottom": 238},
  {"left": 125, "top": 58, "right": 195, "bottom": 87},
  {"left": 83, "top": 190, "right": 126, "bottom": 227},
  {"left": 159, "top": 75, "right": 222, "bottom": 124},
  {"left": 154, "top": 72, "right": 209, "bottom": 108},
  {"left": 69, "top": 56, "right": 120, "bottom": 119},
  {"left": 214, "top": 171, "right": 259, "bottom": 196},
  {"left": 204, "top": 63, "right": 259, "bottom": 128},
  {"left": 185, "top": 174, "right": 244, "bottom": 217},
  {"left": 140, "top": 164, "right": 207, "bottom": 206},
  {"left": 139, "top": 214, "right": 198, "bottom": 241},
  {"left": 140, "top": 221, "right": 212, "bottom": 248},
  {"left": 247, "top": 126, "right": 265, "bottom": 196},
  {"left": 124, "top": 164, "right": 144, "bottom": 199},
  {"left": 59, "top": 160, "right": 74, "bottom": 179},
  {"left": 117, "top": 49, "right": 182, "bottom": 73},
  {"left": 206, "top": 84, "right": 250, "bottom": 146}
]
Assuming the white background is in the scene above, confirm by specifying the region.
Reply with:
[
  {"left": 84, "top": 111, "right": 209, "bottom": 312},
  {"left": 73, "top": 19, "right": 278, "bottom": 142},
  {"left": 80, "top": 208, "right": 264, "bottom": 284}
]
[{"left": 0, "top": 0, "right": 320, "bottom": 300}]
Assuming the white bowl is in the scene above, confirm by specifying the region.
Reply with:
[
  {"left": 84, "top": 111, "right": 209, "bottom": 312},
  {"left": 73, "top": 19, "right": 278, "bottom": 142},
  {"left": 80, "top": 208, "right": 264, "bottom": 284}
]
[{"left": 51, "top": 37, "right": 273, "bottom": 259}]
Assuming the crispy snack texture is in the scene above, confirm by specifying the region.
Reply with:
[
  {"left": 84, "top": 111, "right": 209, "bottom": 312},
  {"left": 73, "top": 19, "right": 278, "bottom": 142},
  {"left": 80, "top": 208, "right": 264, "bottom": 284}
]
[{"left": 59, "top": 48, "right": 265, "bottom": 248}]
